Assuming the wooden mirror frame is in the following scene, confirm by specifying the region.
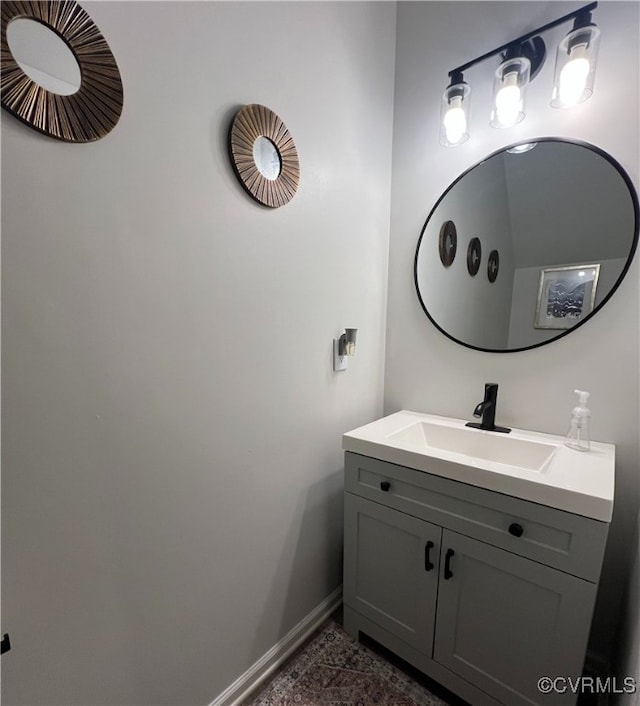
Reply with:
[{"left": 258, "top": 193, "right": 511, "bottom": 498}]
[
  {"left": 438, "top": 220, "right": 457, "bottom": 267},
  {"left": 487, "top": 249, "right": 499, "bottom": 283},
  {"left": 228, "top": 104, "right": 300, "bottom": 208},
  {"left": 467, "top": 237, "right": 482, "bottom": 276},
  {"left": 1, "top": 0, "right": 123, "bottom": 142}
]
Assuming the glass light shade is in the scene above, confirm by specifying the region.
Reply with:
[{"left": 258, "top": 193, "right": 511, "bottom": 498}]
[
  {"left": 440, "top": 82, "right": 471, "bottom": 146},
  {"left": 344, "top": 328, "right": 357, "bottom": 356},
  {"left": 490, "top": 57, "right": 530, "bottom": 128},
  {"left": 551, "top": 25, "right": 600, "bottom": 108}
]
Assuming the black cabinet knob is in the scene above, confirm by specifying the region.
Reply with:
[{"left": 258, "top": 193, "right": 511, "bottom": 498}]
[
  {"left": 380, "top": 481, "right": 391, "bottom": 492},
  {"left": 509, "top": 522, "right": 524, "bottom": 538}
]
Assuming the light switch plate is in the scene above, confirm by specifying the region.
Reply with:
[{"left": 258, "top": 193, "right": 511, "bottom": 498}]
[{"left": 333, "top": 339, "right": 347, "bottom": 371}]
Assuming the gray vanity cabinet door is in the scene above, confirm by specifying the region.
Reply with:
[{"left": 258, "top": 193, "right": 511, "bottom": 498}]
[
  {"left": 434, "top": 529, "right": 598, "bottom": 706},
  {"left": 343, "top": 494, "right": 441, "bottom": 653}
]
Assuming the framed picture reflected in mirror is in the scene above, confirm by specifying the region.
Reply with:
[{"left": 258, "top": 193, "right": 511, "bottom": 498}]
[{"left": 534, "top": 264, "right": 600, "bottom": 329}]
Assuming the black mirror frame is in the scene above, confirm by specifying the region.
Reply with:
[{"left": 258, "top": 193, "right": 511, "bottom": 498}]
[{"left": 414, "top": 137, "right": 640, "bottom": 353}]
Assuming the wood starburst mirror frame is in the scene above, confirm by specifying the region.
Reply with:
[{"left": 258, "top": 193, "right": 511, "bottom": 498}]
[
  {"left": 1, "top": 0, "right": 123, "bottom": 142},
  {"left": 229, "top": 104, "right": 300, "bottom": 208}
]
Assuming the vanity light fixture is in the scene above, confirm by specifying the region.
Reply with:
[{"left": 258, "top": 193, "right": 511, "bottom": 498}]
[
  {"left": 440, "top": 2, "right": 599, "bottom": 145},
  {"left": 551, "top": 7, "right": 600, "bottom": 108},
  {"left": 333, "top": 328, "right": 357, "bottom": 372}
]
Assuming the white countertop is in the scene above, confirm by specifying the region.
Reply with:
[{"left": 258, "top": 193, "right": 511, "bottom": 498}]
[{"left": 342, "top": 411, "right": 615, "bottom": 522}]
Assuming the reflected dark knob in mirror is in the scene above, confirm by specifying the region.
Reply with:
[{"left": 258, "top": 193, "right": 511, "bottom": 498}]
[{"left": 509, "top": 523, "right": 524, "bottom": 537}]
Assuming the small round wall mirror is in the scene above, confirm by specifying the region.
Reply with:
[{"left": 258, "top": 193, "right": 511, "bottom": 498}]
[
  {"left": 6, "top": 18, "right": 81, "bottom": 95},
  {"left": 415, "top": 139, "right": 639, "bottom": 352},
  {"left": 1, "top": 0, "right": 124, "bottom": 142},
  {"left": 228, "top": 104, "right": 300, "bottom": 208},
  {"left": 438, "top": 221, "right": 457, "bottom": 267},
  {"left": 467, "top": 237, "right": 481, "bottom": 276},
  {"left": 488, "top": 250, "right": 500, "bottom": 283}
]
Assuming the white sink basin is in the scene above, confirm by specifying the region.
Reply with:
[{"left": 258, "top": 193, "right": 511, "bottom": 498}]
[
  {"left": 343, "top": 411, "right": 615, "bottom": 521},
  {"left": 387, "top": 421, "right": 558, "bottom": 472}
]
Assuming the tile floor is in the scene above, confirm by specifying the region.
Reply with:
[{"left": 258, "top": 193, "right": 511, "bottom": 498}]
[{"left": 242, "top": 610, "right": 468, "bottom": 706}]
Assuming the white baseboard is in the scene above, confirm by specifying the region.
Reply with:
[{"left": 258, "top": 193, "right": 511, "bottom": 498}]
[{"left": 209, "top": 585, "right": 343, "bottom": 706}]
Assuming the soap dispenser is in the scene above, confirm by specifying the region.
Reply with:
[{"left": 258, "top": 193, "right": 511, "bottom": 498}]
[{"left": 565, "top": 390, "right": 591, "bottom": 452}]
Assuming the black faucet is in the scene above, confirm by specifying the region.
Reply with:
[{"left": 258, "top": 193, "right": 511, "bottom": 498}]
[{"left": 465, "top": 383, "right": 511, "bottom": 433}]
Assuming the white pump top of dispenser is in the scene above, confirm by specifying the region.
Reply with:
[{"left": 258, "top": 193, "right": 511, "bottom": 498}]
[{"left": 573, "top": 389, "right": 591, "bottom": 418}]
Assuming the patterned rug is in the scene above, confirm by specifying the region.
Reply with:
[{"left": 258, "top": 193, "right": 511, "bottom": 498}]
[{"left": 245, "top": 618, "right": 449, "bottom": 705}]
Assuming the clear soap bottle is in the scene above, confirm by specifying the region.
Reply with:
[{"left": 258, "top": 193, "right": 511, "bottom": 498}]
[{"left": 565, "top": 390, "right": 591, "bottom": 452}]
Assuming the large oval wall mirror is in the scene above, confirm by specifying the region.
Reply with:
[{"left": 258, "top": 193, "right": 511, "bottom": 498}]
[
  {"left": 415, "top": 139, "right": 639, "bottom": 352},
  {"left": 1, "top": 0, "right": 123, "bottom": 142}
]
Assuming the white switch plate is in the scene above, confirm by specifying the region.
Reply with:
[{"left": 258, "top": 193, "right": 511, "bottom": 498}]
[{"left": 333, "top": 339, "right": 347, "bottom": 371}]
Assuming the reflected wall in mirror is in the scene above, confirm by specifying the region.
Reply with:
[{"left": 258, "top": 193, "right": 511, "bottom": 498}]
[
  {"left": 228, "top": 104, "right": 300, "bottom": 208},
  {"left": 415, "top": 139, "right": 639, "bottom": 352},
  {"left": 1, "top": 0, "right": 123, "bottom": 142}
]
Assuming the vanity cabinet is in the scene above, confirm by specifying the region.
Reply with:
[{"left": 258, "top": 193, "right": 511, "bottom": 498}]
[
  {"left": 343, "top": 452, "right": 609, "bottom": 706},
  {"left": 344, "top": 494, "right": 441, "bottom": 651}
]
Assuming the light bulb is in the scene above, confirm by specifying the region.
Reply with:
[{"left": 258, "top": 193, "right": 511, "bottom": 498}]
[
  {"left": 440, "top": 80, "right": 470, "bottom": 146},
  {"left": 490, "top": 58, "right": 529, "bottom": 129},
  {"left": 494, "top": 72, "right": 522, "bottom": 127},
  {"left": 558, "top": 45, "right": 590, "bottom": 106},
  {"left": 551, "top": 24, "right": 600, "bottom": 109},
  {"left": 444, "top": 96, "right": 467, "bottom": 145}
]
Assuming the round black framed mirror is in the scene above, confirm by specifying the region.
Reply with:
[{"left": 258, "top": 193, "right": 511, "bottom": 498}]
[{"left": 415, "top": 139, "right": 639, "bottom": 353}]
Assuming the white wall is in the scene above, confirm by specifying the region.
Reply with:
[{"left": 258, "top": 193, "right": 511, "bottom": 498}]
[
  {"left": 387, "top": 0, "right": 639, "bottom": 664},
  {"left": 1, "top": 2, "right": 396, "bottom": 704},
  {"left": 617, "top": 514, "right": 640, "bottom": 704}
]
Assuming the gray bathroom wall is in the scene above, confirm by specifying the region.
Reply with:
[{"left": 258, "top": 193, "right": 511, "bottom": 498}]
[
  {"left": 386, "top": 0, "right": 639, "bottom": 666},
  {"left": 1, "top": 2, "right": 396, "bottom": 704},
  {"left": 618, "top": 514, "right": 640, "bottom": 704}
]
